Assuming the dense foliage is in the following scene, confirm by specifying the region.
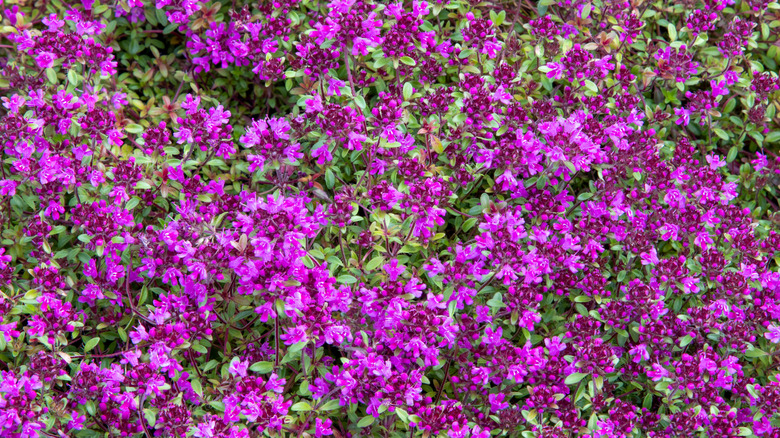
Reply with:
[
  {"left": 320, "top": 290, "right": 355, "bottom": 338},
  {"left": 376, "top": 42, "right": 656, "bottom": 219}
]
[{"left": 4, "top": 0, "right": 780, "bottom": 436}]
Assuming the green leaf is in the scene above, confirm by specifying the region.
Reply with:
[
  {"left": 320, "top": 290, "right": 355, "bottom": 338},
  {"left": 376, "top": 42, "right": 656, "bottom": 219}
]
[
  {"left": 337, "top": 274, "right": 358, "bottom": 284},
  {"left": 156, "top": 8, "right": 168, "bottom": 25},
  {"left": 49, "top": 225, "right": 67, "bottom": 236},
  {"left": 357, "top": 416, "right": 375, "bottom": 428},
  {"left": 163, "top": 22, "right": 178, "bottom": 34},
  {"left": 354, "top": 94, "right": 366, "bottom": 109},
  {"left": 536, "top": 175, "right": 549, "bottom": 190},
  {"left": 191, "top": 378, "right": 203, "bottom": 397},
  {"left": 85, "top": 401, "right": 96, "bottom": 416},
  {"left": 203, "top": 360, "right": 220, "bottom": 372},
  {"left": 584, "top": 80, "right": 598, "bottom": 94},
  {"left": 403, "top": 82, "right": 413, "bottom": 100},
  {"left": 125, "top": 124, "right": 144, "bottom": 134},
  {"left": 727, "top": 146, "right": 739, "bottom": 162},
  {"left": 577, "top": 192, "right": 594, "bottom": 201},
  {"left": 84, "top": 337, "right": 100, "bottom": 352},
  {"left": 67, "top": 69, "right": 81, "bottom": 87},
  {"left": 495, "top": 10, "right": 506, "bottom": 26},
  {"left": 298, "top": 380, "right": 311, "bottom": 396},
  {"left": 580, "top": 3, "right": 592, "bottom": 18},
  {"left": 643, "top": 393, "right": 653, "bottom": 409},
  {"left": 46, "top": 68, "right": 58, "bottom": 84},
  {"left": 319, "top": 399, "right": 341, "bottom": 411},
  {"left": 565, "top": 372, "right": 588, "bottom": 385},
  {"left": 749, "top": 131, "right": 764, "bottom": 146},
  {"left": 486, "top": 292, "right": 505, "bottom": 309},
  {"left": 365, "top": 256, "right": 385, "bottom": 271},
  {"left": 118, "top": 327, "right": 128, "bottom": 343},
  {"left": 143, "top": 409, "right": 157, "bottom": 427},
  {"left": 723, "top": 97, "right": 737, "bottom": 114},
  {"left": 399, "top": 56, "right": 416, "bottom": 66},
  {"left": 135, "top": 181, "right": 153, "bottom": 190},
  {"left": 325, "top": 169, "right": 336, "bottom": 189},
  {"left": 125, "top": 197, "right": 141, "bottom": 210},
  {"left": 745, "top": 348, "right": 768, "bottom": 358},
  {"left": 713, "top": 128, "right": 730, "bottom": 141},
  {"left": 766, "top": 131, "right": 780, "bottom": 143},
  {"left": 288, "top": 341, "right": 307, "bottom": 354},
  {"left": 191, "top": 342, "right": 208, "bottom": 354},
  {"left": 667, "top": 23, "right": 677, "bottom": 41},
  {"left": 250, "top": 361, "right": 274, "bottom": 373},
  {"left": 462, "top": 217, "right": 478, "bottom": 232},
  {"left": 291, "top": 402, "right": 312, "bottom": 412}
]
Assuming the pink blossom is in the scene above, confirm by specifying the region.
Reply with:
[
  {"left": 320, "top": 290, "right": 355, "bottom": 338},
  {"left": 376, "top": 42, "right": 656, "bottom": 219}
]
[
  {"left": 629, "top": 344, "right": 650, "bottom": 363},
  {"left": 544, "top": 62, "right": 564, "bottom": 80},
  {"left": 384, "top": 259, "right": 406, "bottom": 281},
  {"left": 35, "top": 51, "right": 57, "bottom": 69},
  {"left": 765, "top": 325, "right": 780, "bottom": 343}
]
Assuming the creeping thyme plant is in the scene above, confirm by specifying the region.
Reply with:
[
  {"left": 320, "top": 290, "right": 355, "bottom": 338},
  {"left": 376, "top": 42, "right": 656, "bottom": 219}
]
[{"left": 6, "top": 0, "right": 780, "bottom": 436}]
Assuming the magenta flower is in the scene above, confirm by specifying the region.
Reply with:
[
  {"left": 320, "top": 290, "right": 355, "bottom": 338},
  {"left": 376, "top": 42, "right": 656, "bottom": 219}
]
[
  {"left": 265, "top": 373, "right": 285, "bottom": 393},
  {"left": 640, "top": 247, "right": 659, "bottom": 265},
  {"left": 4, "top": 2, "right": 780, "bottom": 437},
  {"left": 711, "top": 79, "right": 729, "bottom": 97},
  {"left": 488, "top": 393, "right": 509, "bottom": 412},
  {"left": 659, "top": 223, "right": 679, "bottom": 241},
  {"left": 629, "top": 344, "right": 650, "bottom": 363},
  {"left": 706, "top": 154, "right": 727, "bottom": 169},
  {"left": 674, "top": 107, "right": 691, "bottom": 126},
  {"left": 315, "top": 418, "right": 333, "bottom": 437},
  {"left": 647, "top": 364, "right": 670, "bottom": 381},
  {"left": 765, "top": 325, "right": 780, "bottom": 343},
  {"left": 229, "top": 358, "right": 249, "bottom": 378},
  {"left": 35, "top": 51, "right": 56, "bottom": 69},
  {"left": 544, "top": 61, "right": 564, "bottom": 80},
  {"left": 384, "top": 259, "right": 406, "bottom": 281},
  {"left": 312, "top": 142, "right": 333, "bottom": 166}
]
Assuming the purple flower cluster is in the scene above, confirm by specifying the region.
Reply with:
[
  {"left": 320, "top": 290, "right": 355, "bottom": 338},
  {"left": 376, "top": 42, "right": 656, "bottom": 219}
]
[{"left": 1, "top": 0, "right": 780, "bottom": 437}]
